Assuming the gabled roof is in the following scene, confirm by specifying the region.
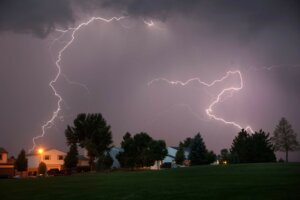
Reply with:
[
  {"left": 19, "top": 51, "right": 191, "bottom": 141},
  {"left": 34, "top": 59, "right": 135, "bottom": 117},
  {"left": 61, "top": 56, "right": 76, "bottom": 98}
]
[
  {"left": 27, "top": 148, "right": 66, "bottom": 156},
  {"left": 78, "top": 155, "right": 89, "bottom": 161},
  {"left": 0, "top": 147, "right": 8, "bottom": 153}
]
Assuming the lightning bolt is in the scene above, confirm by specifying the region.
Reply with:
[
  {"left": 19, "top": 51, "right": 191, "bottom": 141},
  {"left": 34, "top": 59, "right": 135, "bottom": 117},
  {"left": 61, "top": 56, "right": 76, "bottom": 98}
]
[
  {"left": 29, "top": 16, "right": 126, "bottom": 153},
  {"left": 148, "top": 70, "right": 255, "bottom": 133},
  {"left": 143, "top": 19, "right": 154, "bottom": 27}
]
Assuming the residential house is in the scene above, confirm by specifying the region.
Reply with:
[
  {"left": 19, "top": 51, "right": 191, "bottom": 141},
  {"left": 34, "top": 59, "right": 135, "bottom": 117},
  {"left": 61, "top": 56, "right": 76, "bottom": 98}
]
[
  {"left": 0, "top": 147, "right": 14, "bottom": 177},
  {"left": 163, "top": 147, "right": 190, "bottom": 166},
  {"left": 27, "top": 148, "right": 66, "bottom": 175}
]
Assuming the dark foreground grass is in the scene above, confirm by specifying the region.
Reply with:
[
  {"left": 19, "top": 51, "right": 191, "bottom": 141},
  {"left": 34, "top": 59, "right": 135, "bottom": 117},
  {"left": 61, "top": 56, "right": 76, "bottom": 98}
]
[{"left": 0, "top": 163, "right": 299, "bottom": 200}]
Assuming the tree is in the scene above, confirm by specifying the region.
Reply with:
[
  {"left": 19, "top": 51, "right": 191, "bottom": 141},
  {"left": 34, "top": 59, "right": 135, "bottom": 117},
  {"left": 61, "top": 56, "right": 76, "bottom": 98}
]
[
  {"left": 251, "top": 130, "right": 276, "bottom": 163},
  {"left": 38, "top": 162, "right": 47, "bottom": 175},
  {"left": 188, "top": 133, "right": 208, "bottom": 165},
  {"left": 64, "top": 144, "right": 78, "bottom": 173},
  {"left": 231, "top": 129, "right": 276, "bottom": 163},
  {"left": 150, "top": 140, "right": 168, "bottom": 169},
  {"left": 65, "top": 113, "right": 113, "bottom": 170},
  {"left": 230, "top": 129, "right": 251, "bottom": 163},
  {"left": 14, "top": 149, "right": 28, "bottom": 176},
  {"left": 273, "top": 117, "right": 299, "bottom": 162},
  {"left": 118, "top": 132, "right": 167, "bottom": 169},
  {"left": 117, "top": 132, "right": 136, "bottom": 168},
  {"left": 175, "top": 146, "right": 185, "bottom": 165},
  {"left": 97, "top": 152, "right": 114, "bottom": 170},
  {"left": 182, "top": 137, "right": 193, "bottom": 148},
  {"left": 205, "top": 150, "right": 217, "bottom": 164}
]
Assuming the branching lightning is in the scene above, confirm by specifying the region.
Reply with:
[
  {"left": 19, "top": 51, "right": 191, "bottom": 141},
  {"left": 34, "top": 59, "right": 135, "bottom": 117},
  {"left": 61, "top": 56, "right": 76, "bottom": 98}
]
[
  {"left": 29, "top": 16, "right": 126, "bottom": 152},
  {"left": 148, "top": 70, "right": 255, "bottom": 133}
]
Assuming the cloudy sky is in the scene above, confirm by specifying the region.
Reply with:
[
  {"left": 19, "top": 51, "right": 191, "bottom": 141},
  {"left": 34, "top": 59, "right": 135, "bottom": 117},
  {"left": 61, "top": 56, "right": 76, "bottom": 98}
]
[{"left": 0, "top": 0, "right": 299, "bottom": 161}]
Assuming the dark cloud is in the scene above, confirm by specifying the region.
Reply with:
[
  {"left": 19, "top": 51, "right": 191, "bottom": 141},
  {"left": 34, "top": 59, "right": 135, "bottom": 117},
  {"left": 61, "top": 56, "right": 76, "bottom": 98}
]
[
  {"left": 0, "top": 0, "right": 299, "bottom": 38},
  {"left": 0, "top": 0, "right": 75, "bottom": 37}
]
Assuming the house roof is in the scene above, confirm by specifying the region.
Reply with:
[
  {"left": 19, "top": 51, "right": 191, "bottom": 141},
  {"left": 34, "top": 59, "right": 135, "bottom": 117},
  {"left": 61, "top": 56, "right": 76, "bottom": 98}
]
[
  {"left": 0, "top": 147, "right": 8, "bottom": 153},
  {"left": 78, "top": 155, "right": 89, "bottom": 161},
  {"left": 26, "top": 148, "right": 66, "bottom": 156}
]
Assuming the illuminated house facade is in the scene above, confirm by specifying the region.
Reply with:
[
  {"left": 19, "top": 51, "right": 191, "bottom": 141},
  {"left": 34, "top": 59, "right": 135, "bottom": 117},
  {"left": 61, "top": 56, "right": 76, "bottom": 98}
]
[{"left": 27, "top": 148, "right": 66, "bottom": 175}]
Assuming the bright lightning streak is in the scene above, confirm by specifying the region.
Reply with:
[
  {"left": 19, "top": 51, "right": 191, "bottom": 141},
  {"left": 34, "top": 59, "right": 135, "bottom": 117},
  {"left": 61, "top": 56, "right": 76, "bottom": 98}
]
[
  {"left": 29, "top": 16, "right": 125, "bottom": 153},
  {"left": 148, "top": 70, "right": 255, "bottom": 133},
  {"left": 143, "top": 19, "right": 154, "bottom": 27}
]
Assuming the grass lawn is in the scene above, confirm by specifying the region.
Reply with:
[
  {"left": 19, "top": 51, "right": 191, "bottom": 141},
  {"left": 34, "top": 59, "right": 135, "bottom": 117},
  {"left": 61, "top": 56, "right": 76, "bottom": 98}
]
[{"left": 0, "top": 163, "right": 299, "bottom": 200}]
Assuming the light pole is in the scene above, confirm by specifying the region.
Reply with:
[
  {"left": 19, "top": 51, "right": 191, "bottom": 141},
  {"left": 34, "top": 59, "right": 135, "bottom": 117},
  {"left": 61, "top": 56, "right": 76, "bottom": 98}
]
[{"left": 37, "top": 148, "right": 44, "bottom": 175}]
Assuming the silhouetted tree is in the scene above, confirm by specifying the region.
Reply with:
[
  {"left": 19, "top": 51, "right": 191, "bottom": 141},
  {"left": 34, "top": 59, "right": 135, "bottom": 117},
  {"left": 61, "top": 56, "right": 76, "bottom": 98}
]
[
  {"left": 65, "top": 113, "right": 113, "bottom": 170},
  {"left": 117, "top": 132, "right": 136, "bottom": 168},
  {"left": 230, "top": 129, "right": 251, "bottom": 163},
  {"left": 231, "top": 129, "right": 276, "bottom": 163},
  {"left": 38, "top": 162, "right": 47, "bottom": 175},
  {"left": 118, "top": 132, "right": 167, "bottom": 168},
  {"left": 273, "top": 117, "right": 299, "bottom": 162},
  {"left": 64, "top": 144, "right": 78, "bottom": 173},
  {"left": 97, "top": 152, "right": 113, "bottom": 170},
  {"left": 205, "top": 150, "right": 217, "bottom": 164},
  {"left": 182, "top": 137, "right": 193, "bottom": 148},
  {"left": 175, "top": 146, "right": 185, "bottom": 165},
  {"left": 251, "top": 130, "right": 276, "bottom": 162},
  {"left": 150, "top": 140, "right": 168, "bottom": 168},
  {"left": 14, "top": 149, "right": 27, "bottom": 176},
  {"left": 188, "top": 133, "right": 208, "bottom": 165}
]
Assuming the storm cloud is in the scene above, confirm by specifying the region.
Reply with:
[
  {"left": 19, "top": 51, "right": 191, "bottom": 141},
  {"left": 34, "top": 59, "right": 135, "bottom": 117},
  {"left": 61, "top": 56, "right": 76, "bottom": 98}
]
[
  {"left": 0, "top": 0, "right": 300, "bottom": 161},
  {"left": 0, "top": 0, "right": 299, "bottom": 38}
]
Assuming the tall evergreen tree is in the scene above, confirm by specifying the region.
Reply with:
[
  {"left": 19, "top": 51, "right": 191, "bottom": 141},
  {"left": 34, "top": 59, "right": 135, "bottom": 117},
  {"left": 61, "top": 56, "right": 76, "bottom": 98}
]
[
  {"left": 273, "top": 117, "right": 299, "bottom": 162},
  {"left": 251, "top": 130, "right": 276, "bottom": 162},
  {"left": 231, "top": 129, "right": 276, "bottom": 163},
  {"left": 64, "top": 144, "right": 78, "bottom": 172},
  {"left": 230, "top": 129, "right": 251, "bottom": 163},
  {"left": 175, "top": 146, "right": 185, "bottom": 165},
  {"left": 15, "top": 149, "right": 28, "bottom": 176},
  {"left": 188, "top": 133, "right": 208, "bottom": 165}
]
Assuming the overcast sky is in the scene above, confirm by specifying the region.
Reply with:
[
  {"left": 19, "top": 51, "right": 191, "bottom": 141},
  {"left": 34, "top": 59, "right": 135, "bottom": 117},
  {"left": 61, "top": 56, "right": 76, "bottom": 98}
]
[{"left": 0, "top": 0, "right": 299, "bottom": 161}]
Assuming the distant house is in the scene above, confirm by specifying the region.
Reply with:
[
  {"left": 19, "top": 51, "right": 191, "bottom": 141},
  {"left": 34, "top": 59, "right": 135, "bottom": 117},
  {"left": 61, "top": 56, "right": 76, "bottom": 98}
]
[
  {"left": 77, "top": 155, "right": 89, "bottom": 167},
  {"left": 163, "top": 147, "right": 190, "bottom": 166},
  {"left": 0, "top": 147, "right": 14, "bottom": 177},
  {"left": 27, "top": 148, "right": 66, "bottom": 175}
]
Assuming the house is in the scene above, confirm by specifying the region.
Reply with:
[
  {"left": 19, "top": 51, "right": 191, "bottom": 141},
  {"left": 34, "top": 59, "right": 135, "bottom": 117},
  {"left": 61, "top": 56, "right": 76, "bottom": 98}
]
[
  {"left": 163, "top": 147, "right": 190, "bottom": 166},
  {"left": 77, "top": 155, "right": 89, "bottom": 167},
  {"left": 27, "top": 148, "right": 66, "bottom": 175},
  {"left": 0, "top": 147, "right": 15, "bottom": 177}
]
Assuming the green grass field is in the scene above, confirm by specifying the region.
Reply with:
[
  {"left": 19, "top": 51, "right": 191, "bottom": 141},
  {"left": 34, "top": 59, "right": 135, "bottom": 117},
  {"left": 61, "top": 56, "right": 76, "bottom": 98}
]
[{"left": 0, "top": 163, "right": 299, "bottom": 200}]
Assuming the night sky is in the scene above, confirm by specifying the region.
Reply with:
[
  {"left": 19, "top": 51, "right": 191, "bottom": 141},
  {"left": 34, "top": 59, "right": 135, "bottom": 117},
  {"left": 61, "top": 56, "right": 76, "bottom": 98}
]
[{"left": 0, "top": 0, "right": 299, "bottom": 161}]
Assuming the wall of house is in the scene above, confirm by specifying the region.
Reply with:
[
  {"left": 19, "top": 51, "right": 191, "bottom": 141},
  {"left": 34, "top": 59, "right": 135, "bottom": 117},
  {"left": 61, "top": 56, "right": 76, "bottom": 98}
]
[
  {"left": 27, "top": 149, "right": 66, "bottom": 171},
  {"left": 0, "top": 152, "right": 8, "bottom": 164}
]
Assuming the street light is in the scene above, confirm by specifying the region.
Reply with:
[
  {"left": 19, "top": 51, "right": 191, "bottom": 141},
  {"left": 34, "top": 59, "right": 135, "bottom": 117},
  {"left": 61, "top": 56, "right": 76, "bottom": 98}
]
[
  {"left": 37, "top": 148, "right": 44, "bottom": 176},
  {"left": 38, "top": 148, "right": 44, "bottom": 155}
]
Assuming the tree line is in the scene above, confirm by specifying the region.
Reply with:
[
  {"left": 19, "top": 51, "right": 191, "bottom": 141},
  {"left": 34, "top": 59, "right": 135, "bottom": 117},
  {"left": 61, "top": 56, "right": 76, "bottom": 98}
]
[{"left": 13, "top": 114, "right": 299, "bottom": 175}]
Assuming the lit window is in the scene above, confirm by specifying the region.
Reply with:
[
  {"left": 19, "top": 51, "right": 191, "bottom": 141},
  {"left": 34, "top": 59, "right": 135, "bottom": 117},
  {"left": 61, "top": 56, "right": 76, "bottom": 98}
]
[
  {"left": 58, "top": 155, "right": 64, "bottom": 160},
  {"left": 44, "top": 155, "right": 51, "bottom": 160}
]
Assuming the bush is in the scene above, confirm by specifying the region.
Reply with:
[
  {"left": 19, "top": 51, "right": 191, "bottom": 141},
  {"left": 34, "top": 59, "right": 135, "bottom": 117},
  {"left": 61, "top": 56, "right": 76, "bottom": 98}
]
[
  {"left": 160, "top": 162, "right": 172, "bottom": 169},
  {"left": 38, "top": 162, "right": 47, "bottom": 175}
]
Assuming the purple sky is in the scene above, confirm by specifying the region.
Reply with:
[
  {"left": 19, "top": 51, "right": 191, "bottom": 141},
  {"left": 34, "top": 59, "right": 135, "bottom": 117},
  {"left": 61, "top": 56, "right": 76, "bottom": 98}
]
[{"left": 0, "top": 0, "right": 299, "bottom": 161}]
